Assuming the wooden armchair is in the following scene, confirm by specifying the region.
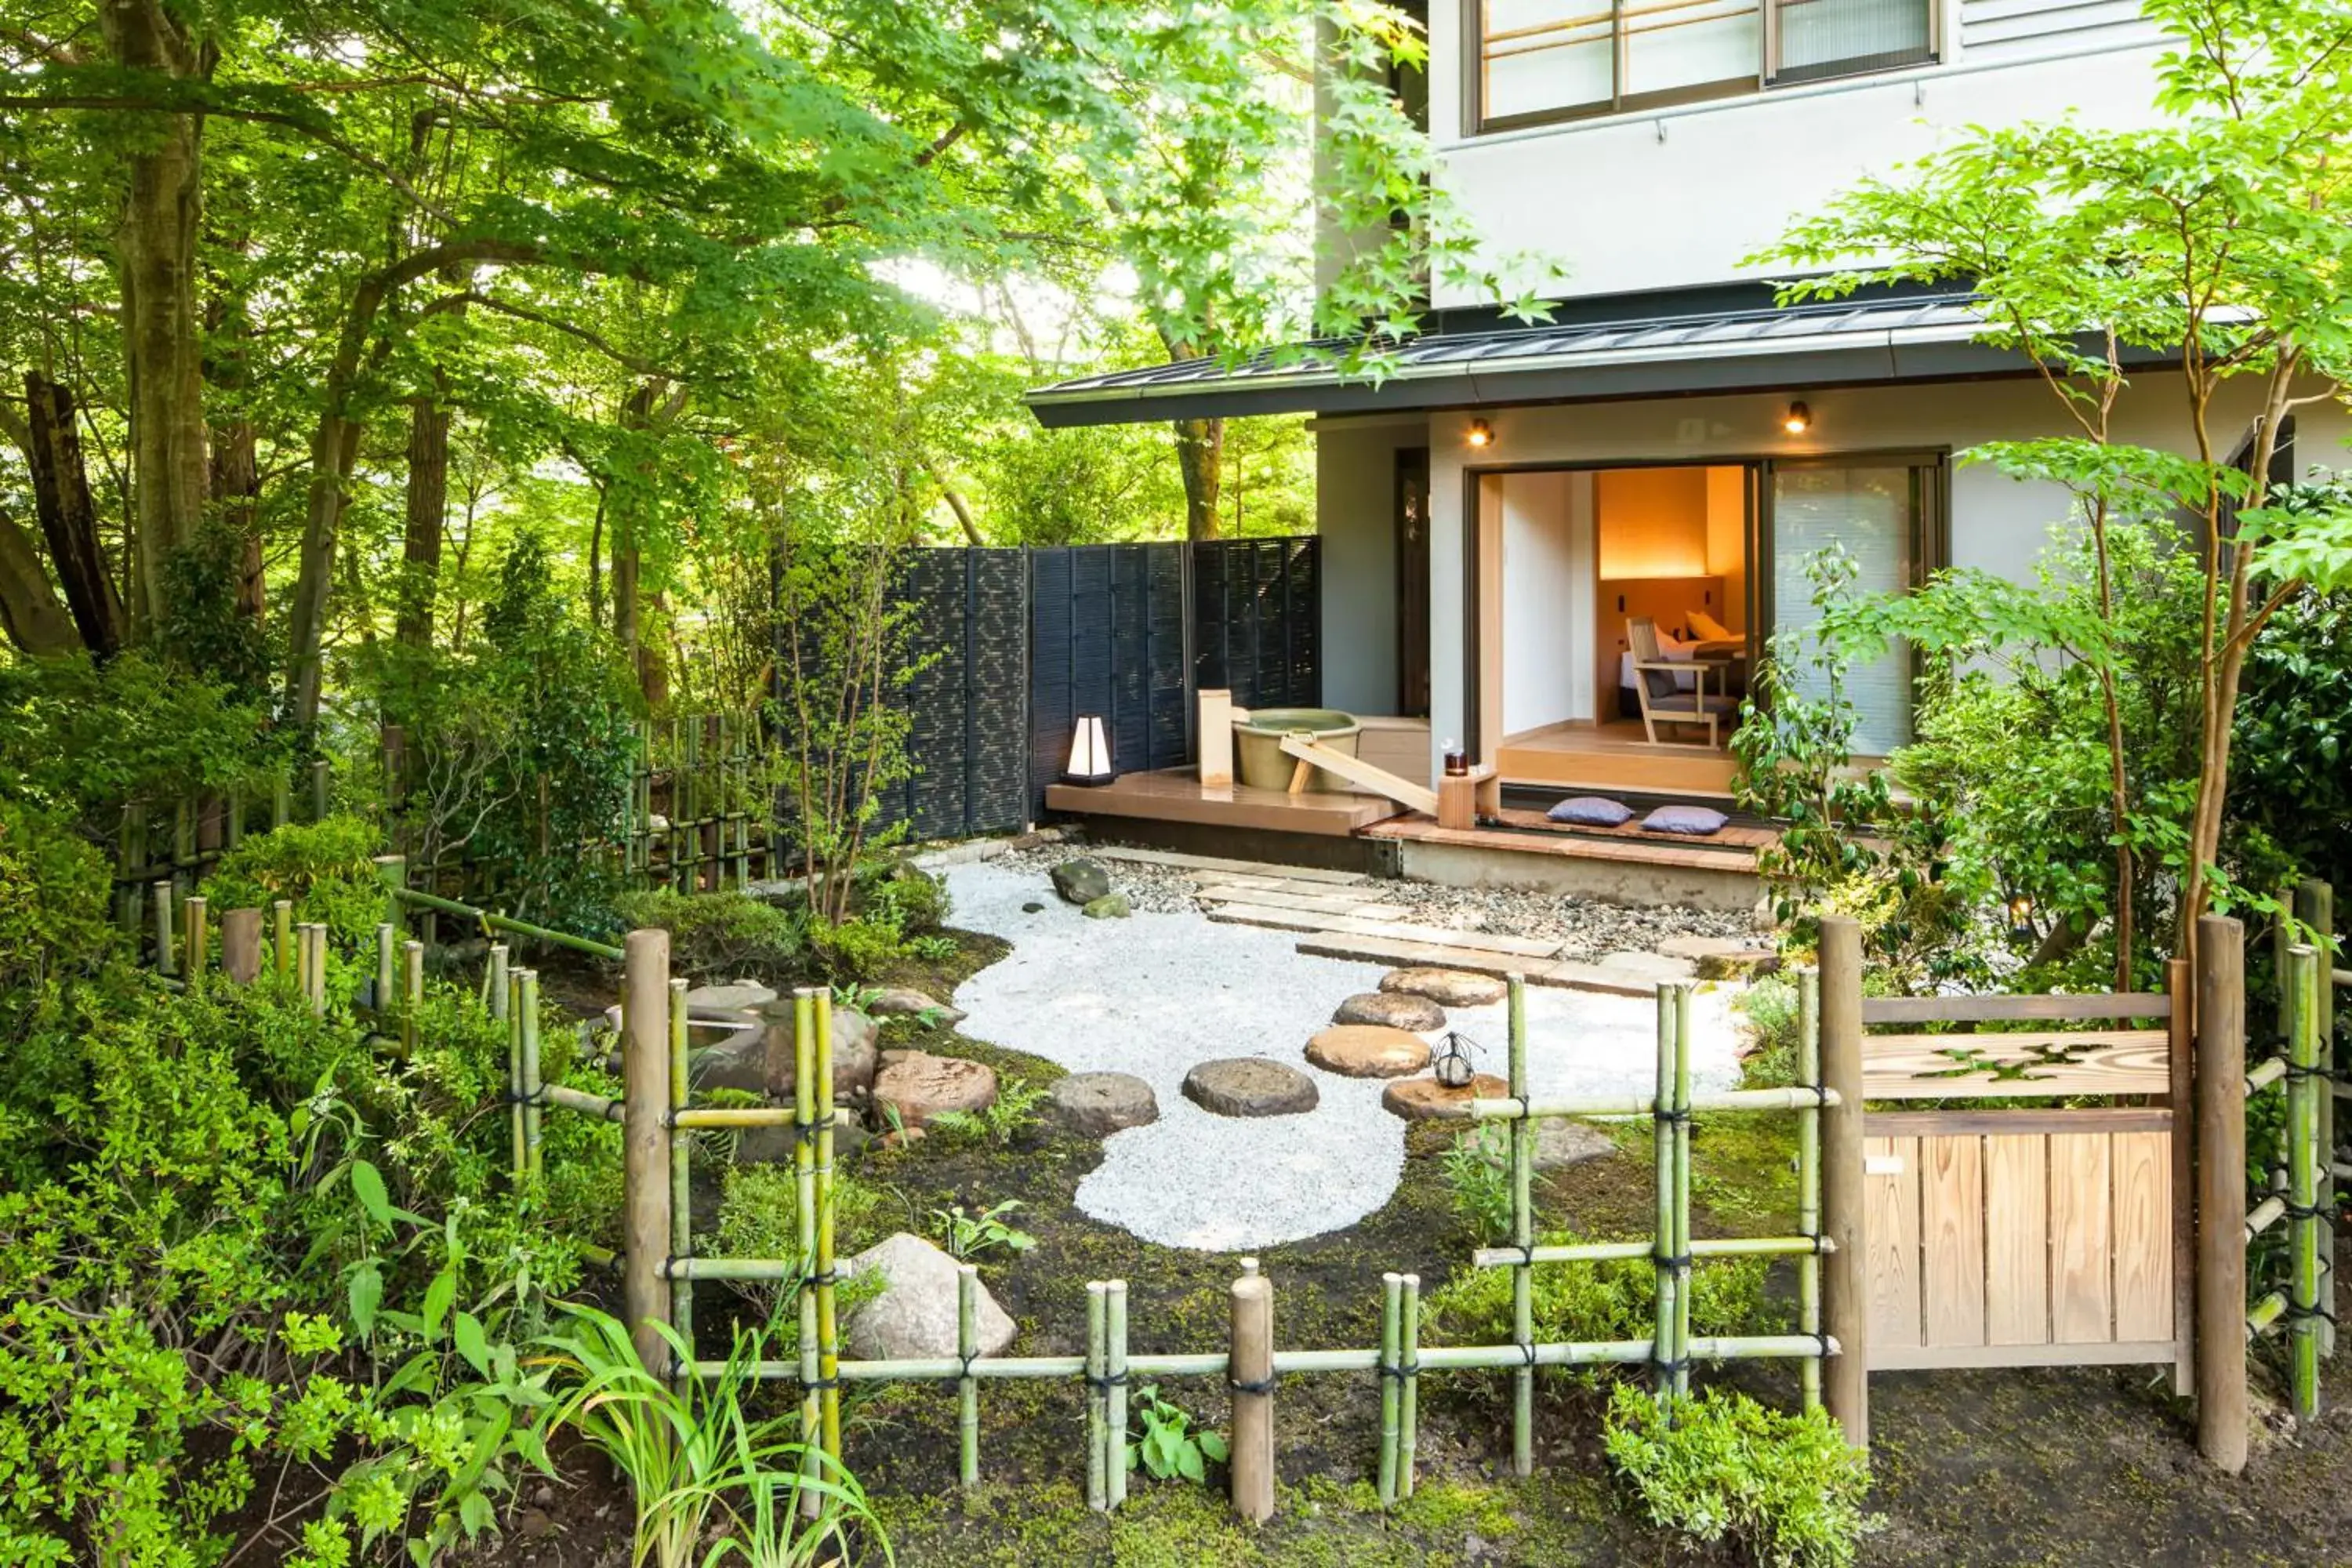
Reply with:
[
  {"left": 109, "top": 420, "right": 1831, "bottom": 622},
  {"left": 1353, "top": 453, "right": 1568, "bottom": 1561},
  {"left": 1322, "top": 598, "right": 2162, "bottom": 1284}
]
[{"left": 1628, "top": 616, "right": 1738, "bottom": 749}]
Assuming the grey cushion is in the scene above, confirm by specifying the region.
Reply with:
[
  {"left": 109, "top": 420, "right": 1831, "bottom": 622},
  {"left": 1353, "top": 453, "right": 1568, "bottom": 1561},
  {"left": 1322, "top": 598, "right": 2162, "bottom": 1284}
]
[
  {"left": 1547, "top": 796, "right": 1633, "bottom": 827},
  {"left": 1642, "top": 805, "right": 1730, "bottom": 837}
]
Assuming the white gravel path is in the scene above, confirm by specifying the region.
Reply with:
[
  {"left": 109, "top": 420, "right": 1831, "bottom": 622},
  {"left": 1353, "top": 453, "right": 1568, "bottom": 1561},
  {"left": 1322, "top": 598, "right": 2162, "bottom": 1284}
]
[{"left": 942, "top": 861, "right": 1743, "bottom": 1254}]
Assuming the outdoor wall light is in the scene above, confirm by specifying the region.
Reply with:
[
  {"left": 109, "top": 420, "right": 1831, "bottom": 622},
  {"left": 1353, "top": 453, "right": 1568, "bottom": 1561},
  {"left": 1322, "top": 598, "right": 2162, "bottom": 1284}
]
[
  {"left": 1782, "top": 400, "right": 1812, "bottom": 435},
  {"left": 1064, "top": 715, "right": 1116, "bottom": 787},
  {"left": 1466, "top": 417, "right": 1494, "bottom": 448}
]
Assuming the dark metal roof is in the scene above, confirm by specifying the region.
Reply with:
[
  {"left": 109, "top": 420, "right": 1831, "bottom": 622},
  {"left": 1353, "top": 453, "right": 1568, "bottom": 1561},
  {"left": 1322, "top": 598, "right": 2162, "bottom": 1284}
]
[{"left": 1027, "top": 292, "right": 2154, "bottom": 427}]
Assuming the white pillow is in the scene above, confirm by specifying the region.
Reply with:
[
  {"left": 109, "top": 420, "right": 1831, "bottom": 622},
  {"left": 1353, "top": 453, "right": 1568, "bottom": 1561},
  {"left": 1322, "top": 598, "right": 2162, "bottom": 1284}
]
[{"left": 1688, "top": 608, "right": 1735, "bottom": 642}]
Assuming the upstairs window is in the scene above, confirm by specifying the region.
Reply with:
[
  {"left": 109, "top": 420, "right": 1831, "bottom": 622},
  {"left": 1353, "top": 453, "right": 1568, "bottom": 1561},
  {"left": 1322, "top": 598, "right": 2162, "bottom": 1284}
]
[{"left": 1472, "top": 0, "right": 1936, "bottom": 130}]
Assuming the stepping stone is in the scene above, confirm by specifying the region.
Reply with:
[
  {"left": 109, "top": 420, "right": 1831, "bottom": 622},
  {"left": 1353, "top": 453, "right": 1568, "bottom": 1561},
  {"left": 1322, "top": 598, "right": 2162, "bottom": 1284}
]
[
  {"left": 1334, "top": 991, "right": 1446, "bottom": 1032},
  {"left": 1534, "top": 1116, "right": 1617, "bottom": 1169},
  {"left": 866, "top": 986, "right": 967, "bottom": 1025},
  {"left": 1052, "top": 1072, "right": 1161, "bottom": 1137},
  {"left": 1596, "top": 950, "right": 1699, "bottom": 982},
  {"left": 684, "top": 982, "right": 779, "bottom": 1014},
  {"left": 1656, "top": 935, "right": 1781, "bottom": 980},
  {"left": 1305, "top": 1025, "right": 1432, "bottom": 1080},
  {"left": 1051, "top": 858, "right": 1112, "bottom": 905},
  {"left": 1381, "top": 967, "right": 1508, "bottom": 1008},
  {"left": 874, "top": 1051, "right": 999, "bottom": 1127},
  {"left": 1182, "top": 1058, "right": 1319, "bottom": 1118},
  {"left": 1381, "top": 1073, "right": 1508, "bottom": 1122}
]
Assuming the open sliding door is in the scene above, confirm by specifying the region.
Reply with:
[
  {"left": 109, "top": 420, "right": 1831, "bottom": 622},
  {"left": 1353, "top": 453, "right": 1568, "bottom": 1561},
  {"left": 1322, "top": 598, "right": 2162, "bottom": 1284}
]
[{"left": 1757, "top": 455, "right": 1944, "bottom": 756}]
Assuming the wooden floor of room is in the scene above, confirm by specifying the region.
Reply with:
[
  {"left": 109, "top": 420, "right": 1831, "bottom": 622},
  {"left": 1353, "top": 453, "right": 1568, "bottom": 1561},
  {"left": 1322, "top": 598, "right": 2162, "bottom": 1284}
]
[{"left": 1499, "top": 718, "right": 1739, "bottom": 797}]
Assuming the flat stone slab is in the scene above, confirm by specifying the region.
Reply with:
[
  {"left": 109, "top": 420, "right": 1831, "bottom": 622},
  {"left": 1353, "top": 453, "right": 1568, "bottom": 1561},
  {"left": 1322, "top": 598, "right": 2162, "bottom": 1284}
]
[
  {"left": 1596, "top": 950, "right": 1699, "bottom": 982},
  {"left": 1381, "top": 967, "right": 1508, "bottom": 1008},
  {"left": 1305, "top": 1025, "right": 1432, "bottom": 1080},
  {"left": 1381, "top": 1073, "right": 1508, "bottom": 1122},
  {"left": 1333, "top": 991, "right": 1446, "bottom": 1032},
  {"left": 1051, "top": 1072, "right": 1160, "bottom": 1137},
  {"left": 1182, "top": 1058, "right": 1319, "bottom": 1118},
  {"left": 1656, "top": 935, "right": 1781, "bottom": 980},
  {"left": 866, "top": 986, "right": 967, "bottom": 1025},
  {"left": 684, "top": 982, "right": 779, "bottom": 1014},
  {"left": 873, "top": 1051, "right": 999, "bottom": 1127}
]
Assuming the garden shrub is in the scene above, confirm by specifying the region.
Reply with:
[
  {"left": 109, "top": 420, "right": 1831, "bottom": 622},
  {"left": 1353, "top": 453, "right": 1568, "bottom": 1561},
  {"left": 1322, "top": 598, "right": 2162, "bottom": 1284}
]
[
  {"left": 810, "top": 913, "right": 915, "bottom": 978},
  {"left": 201, "top": 814, "right": 389, "bottom": 946},
  {"left": 1737, "top": 975, "right": 1801, "bottom": 1088},
  {"left": 609, "top": 886, "right": 806, "bottom": 978},
  {"left": 0, "top": 796, "right": 115, "bottom": 1000},
  {"left": 1425, "top": 1238, "right": 1771, "bottom": 1371},
  {"left": 1602, "top": 1383, "right": 1874, "bottom": 1568},
  {"left": 860, "top": 858, "right": 950, "bottom": 935},
  {"left": 712, "top": 1163, "right": 890, "bottom": 1335}
]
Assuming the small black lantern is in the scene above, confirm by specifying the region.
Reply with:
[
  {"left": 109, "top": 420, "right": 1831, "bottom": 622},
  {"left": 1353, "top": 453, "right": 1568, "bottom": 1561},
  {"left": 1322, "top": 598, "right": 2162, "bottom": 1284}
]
[{"left": 1432, "top": 1029, "right": 1482, "bottom": 1090}]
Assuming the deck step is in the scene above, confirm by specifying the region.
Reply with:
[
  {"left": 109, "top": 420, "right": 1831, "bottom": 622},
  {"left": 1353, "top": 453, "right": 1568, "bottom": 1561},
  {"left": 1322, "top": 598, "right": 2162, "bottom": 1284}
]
[
  {"left": 1202, "top": 902, "right": 1561, "bottom": 959},
  {"left": 1290, "top": 932, "right": 1668, "bottom": 997},
  {"left": 1086, "top": 845, "right": 1368, "bottom": 884}
]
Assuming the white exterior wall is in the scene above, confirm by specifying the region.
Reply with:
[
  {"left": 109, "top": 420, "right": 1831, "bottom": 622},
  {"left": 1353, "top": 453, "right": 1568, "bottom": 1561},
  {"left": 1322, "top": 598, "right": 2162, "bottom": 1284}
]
[
  {"left": 1398, "top": 376, "right": 2346, "bottom": 772},
  {"left": 1499, "top": 470, "right": 1595, "bottom": 733},
  {"left": 1315, "top": 417, "right": 1422, "bottom": 715},
  {"left": 1425, "top": 5, "right": 2169, "bottom": 302}
]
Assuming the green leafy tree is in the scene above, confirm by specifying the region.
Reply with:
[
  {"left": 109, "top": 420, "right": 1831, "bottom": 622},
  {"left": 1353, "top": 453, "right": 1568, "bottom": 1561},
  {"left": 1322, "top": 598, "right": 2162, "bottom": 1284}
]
[{"left": 1759, "top": 0, "right": 2352, "bottom": 957}]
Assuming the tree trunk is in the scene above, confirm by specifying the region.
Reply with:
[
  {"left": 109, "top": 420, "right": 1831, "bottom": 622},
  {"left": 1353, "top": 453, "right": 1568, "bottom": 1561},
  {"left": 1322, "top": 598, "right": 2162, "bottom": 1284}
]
[
  {"left": 0, "top": 504, "right": 79, "bottom": 655},
  {"left": 1173, "top": 416, "right": 1224, "bottom": 541},
  {"left": 206, "top": 251, "right": 263, "bottom": 629},
  {"left": 22, "top": 371, "right": 125, "bottom": 655},
  {"left": 396, "top": 395, "right": 451, "bottom": 648},
  {"left": 102, "top": 0, "right": 211, "bottom": 633}
]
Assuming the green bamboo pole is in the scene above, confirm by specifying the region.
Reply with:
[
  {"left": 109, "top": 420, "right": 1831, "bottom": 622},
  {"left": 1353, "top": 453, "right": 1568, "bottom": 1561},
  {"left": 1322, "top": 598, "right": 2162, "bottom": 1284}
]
[
  {"left": 301, "top": 924, "right": 327, "bottom": 1015},
  {"left": 374, "top": 924, "right": 395, "bottom": 1020},
  {"left": 814, "top": 986, "right": 840, "bottom": 1460},
  {"left": 521, "top": 971, "right": 544, "bottom": 1178},
  {"left": 2298, "top": 878, "right": 2336, "bottom": 1359},
  {"left": 153, "top": 880, "right": 176, "bottom": 976},
  {"left": 1797, "top": 967, "right": 1824, "bottom": 1410},
  {"left": 1398, "top": 1272, "right": 1420, "bottom": 1501},
  {"left": 183, "top": 895, "right": 209, "bottom": 988},
  {"left": 1377, "top": 1272, "right": 1401, "bottom": 1506},
  {"left": 1469, "top": 1086, "right": 1838, "bottom": 1121},
  {"left": 401, "top": 939, "right": 424, "bottom": 1054},
  {"left": 1472, "top": 1236, "right": 1833, "bottom": 1268},
  {"left": 670, "top": 977, "right": 694, "bottom": 1380},
  {"left": 1507, "top": 972, "right": 1533, "bottom": 1478},
  {"left": 389, "top": 886, "right": 625, "bottom": 962},
  {"left": 673, "top": 1105, "right": 798, "bottom": 1130},
  {"left": 487, "top": 943, "right": 510, "bottom": 1022},
  {"left": 1653, "top": 985, "right": 1677, "bottom": 1403},
  {"left": 695, "top": 1334, "right": 1831, "bottom": 1385},
  {"left": 1105, "top": 1279, "right": 1129, "bottom": 1511},
  {"left": 273, "top": 900, "right": 292, "bottom": 981},
  {"left": 1673, "top": 982, "right": 1695, "bottom": 1399},
  {"left": 2288, "top": 944, "right": 2321, "bottom": 1421},
  {"left": 958, "top": 1264, "right": 981, "bottom": 1487},
  {"left": 1087, "top": 1281, "right": 1109, "bottom": 1512},
  {"left": 2249, "top": 1290, "right": 2289, "bottom": 1338},
  {"left": 507, "top": 967, "right": 527, "bottom": 1181},
  {"left": 310, "top": 758, "right": 330, "bottom": 822},
  {"left": 793, "top": 986, "right": 821, "bottom": 1504},
  {"left": 272, "top": 771, "right": 291, "bottom": 830}
]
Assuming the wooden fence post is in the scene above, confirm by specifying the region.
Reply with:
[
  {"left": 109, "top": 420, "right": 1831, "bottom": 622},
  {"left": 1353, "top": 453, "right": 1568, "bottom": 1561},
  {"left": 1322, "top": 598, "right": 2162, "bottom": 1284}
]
[
  {"left": 1818, "top": 913, "right": 1868, "bottom": 1450},
  {"left": 2195, "top": 913, "right": 2248, "bottom": 1474},
  {"left": 622, "top": 927, "right": 674, "bottom": 1377},
  {"left": 1230, "top": 1257, "right": 1275, "bottom": 1525},
  {"left": 221, "top": 907, "right": 262, "bottom": 985}
]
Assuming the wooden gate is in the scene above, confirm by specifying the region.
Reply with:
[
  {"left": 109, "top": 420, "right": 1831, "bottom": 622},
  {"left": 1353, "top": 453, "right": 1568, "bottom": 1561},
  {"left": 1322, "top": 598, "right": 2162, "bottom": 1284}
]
[{"left": 1855, "top": 985, "right": 2193, "bottom": 1385}]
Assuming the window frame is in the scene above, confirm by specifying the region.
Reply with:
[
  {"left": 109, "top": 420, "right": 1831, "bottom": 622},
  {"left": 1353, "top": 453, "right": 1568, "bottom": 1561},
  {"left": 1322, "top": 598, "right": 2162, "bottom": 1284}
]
[{"left": 1463, "top": 0, "right": 1942, "bottom": 136}]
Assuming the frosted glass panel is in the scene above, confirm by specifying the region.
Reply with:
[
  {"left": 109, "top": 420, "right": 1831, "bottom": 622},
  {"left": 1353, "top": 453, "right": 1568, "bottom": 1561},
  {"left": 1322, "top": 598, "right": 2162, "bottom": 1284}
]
[
  {"left": 1772, "top": 465, "right": 1915, "bottom": 757},
  {"left": 1626, "top": 3, "right": 1761, "bottom": 99},
  {"left": 1484, "top": 0, "right": 1613, "bottom": 120},
  {"left": 1775, "top": 0, "right": 1933, "bottom": 80}
]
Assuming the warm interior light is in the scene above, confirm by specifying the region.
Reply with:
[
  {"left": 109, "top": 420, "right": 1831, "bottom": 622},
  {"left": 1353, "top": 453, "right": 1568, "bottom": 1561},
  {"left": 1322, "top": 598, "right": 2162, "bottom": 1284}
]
[
  {"left": 1782, "top": 400, "right": 1812, "bottom": 435},
  {"left": 1466, "top": 418, "right": 1494, "bottom": 448},
  {"left": 1065, "top": 715, "right": 1115, "bottom": 786}
]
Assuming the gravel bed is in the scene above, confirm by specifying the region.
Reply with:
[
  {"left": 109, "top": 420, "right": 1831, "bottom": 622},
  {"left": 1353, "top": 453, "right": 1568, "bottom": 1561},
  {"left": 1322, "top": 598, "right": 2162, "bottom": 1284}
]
[
  {"left": 983, "top": 843, "right": 1763, "bottom": 958},
  {"left": 942, "top": 860, "right": 1740, "bottom": 1252}
]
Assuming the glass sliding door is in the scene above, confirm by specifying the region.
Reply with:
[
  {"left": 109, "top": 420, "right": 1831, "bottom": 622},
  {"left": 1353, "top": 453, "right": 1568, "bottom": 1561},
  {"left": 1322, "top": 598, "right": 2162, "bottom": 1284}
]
[{"left": 1762, "top": 457, "right": 1940, "bottom": 757}]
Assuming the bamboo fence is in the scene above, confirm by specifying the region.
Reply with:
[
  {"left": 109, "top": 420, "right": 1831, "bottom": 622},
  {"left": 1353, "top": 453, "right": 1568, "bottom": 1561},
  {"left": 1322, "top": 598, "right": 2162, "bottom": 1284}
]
[{"left": 505, "top": 935, "right": 1853, "bottom": 1520}]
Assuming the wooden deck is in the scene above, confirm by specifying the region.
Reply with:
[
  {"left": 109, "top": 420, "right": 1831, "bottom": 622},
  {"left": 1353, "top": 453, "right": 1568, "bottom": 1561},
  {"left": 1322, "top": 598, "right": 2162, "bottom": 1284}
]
[
  {"left": 1042, "top": 768, "right": 1400, "bottom": 838},
  {"left": 1498, "top": 719, "right": 1738, "bottom": 798}
]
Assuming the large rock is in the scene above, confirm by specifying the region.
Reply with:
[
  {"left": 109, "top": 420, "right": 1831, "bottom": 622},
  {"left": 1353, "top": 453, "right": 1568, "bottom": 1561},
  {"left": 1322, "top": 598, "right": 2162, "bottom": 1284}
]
[
  {"left": 684, "top": 982, "right": 779, "bottom": 1014},
  {"left": 1381, "top": 1073, "right": 1508, "bottom": 1123},
  {"left": 1334, "top": 991, "right": 1446, "bottom": 1033},
  {"left": 1051, "top": 1072, "right": 1160, "bottom": 1137},
  {"left": 874, "top": 1051, "right": 1000, "bottom": 1127},
  {"left": 1381, "top": 967, "right": 1508, "bottom": 1008},
  {"left": 1305, "top": 1025, "right": 1432, "bottom": 1080},
  {"left": 695, "top": 1006, "right": 877, "bottom": 1102},
  {"left": 866, "top": 986, "right": 967, "bottom": 1026},
  {"left": 1051, "top": 858, "right": 1112, "bottom": 906},
  {"left": 1181, "top": 1058, "right": 1319, "bottom": 1118},
  {"left": 1534, "top": 1116, "right": 1617, "bottom": 1169},
  {"left": 840, "top": 1233, "right": 1017, "bottom": 1360}
]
